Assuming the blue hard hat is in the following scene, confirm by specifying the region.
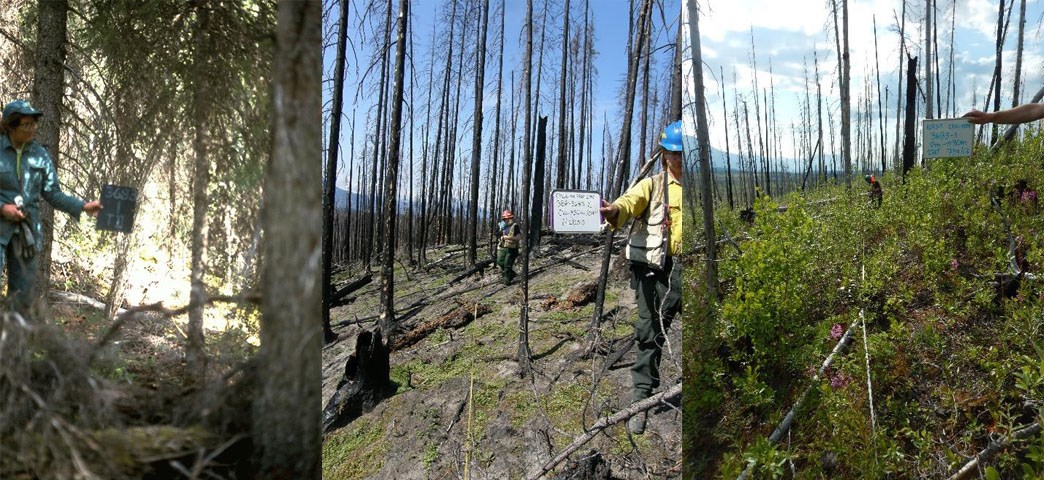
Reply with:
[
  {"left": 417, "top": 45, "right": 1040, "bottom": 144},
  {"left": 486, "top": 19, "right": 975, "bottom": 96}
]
[
  {"left": 659, "top": 120, "right": 683, "bottom": 152},
  {"left": 2, "top": 99, "right": 43, "bottom": 120}
]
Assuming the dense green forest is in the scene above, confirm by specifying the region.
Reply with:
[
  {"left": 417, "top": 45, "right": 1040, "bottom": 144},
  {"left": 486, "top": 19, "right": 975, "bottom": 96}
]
[{"left": 685, "top": 131, "right": 1044, "bottom": 478}]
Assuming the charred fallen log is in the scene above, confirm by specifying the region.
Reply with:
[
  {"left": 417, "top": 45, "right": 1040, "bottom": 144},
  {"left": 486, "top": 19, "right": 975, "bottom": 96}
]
[{"left": 388, "top": 301, "right": 492, "bottom": 352}]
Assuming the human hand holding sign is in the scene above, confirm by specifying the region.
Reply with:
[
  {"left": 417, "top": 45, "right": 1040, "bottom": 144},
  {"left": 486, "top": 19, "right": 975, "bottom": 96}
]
[
  {"left": 83, "top": 200, "right": 102, "bottom": 218},
  {"left": 599, "top": 199, "right": 619, "bottom": 225},
  {"left": 1, "top": 204, "right": 24, "bottom": 222}
]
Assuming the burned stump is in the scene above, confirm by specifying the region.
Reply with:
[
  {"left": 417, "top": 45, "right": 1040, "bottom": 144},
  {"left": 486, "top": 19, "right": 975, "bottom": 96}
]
[
  {"left": 550, "top": 450, "right": 611, "bottom": 480},
  {"left": 322, "top": 330, "right": 394, "bottom": 434}
]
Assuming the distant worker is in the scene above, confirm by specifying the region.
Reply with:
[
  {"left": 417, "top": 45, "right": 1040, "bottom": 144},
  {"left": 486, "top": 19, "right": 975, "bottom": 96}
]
[
  {"left": 495, "top": 210, "right": 522, "bottom": 285},
  {"left": 0, "top": 99, "right": 101, "bottom": 314},
  {"left": 963, "top": 103, "right": 1044, "bottom": 125},
  {"left": 865, "top": 174, "right": 882, "bottom": 208},
  {"left": 599, "top": 120, "right": 683, "bottom": 435}
]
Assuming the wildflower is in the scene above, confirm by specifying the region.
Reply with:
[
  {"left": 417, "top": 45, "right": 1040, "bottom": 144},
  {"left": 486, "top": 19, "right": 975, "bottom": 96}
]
[
  {"left": 830, "top": 323, "right": 844, "bottom": 341},
  {"left": 951, "top": 258, "right": 959, "bottom": 270},
  {"left": 828, "top": 368, "right": 850, "bottom": 390},
  {"left": 1022, "top": 190, "right": 1038, "bottom": 203}
]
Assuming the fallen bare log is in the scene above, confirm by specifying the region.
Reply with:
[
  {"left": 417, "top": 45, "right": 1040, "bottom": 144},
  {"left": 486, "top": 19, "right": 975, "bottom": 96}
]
[
  {"left": 541, "top": 281, "right": 599, "bottom": 311},
  {"left": 531, "top": 382, "right": 681, "bottom": 480},
  {"left": 388, "top": 301, "right": 492, "bottom": 352},
  {"left": 51, "top": 290, "right": 127, "bottom": 317},
  {"left": 737, "top": 320, "right": 859, "bottom": 480},
  {"left": 329, "top": 274, "right": 372, "bottom": 306},
  {"left": 947, "top": 422, "right": 1043, "bottom": 480},
  {"left": 449, "top": 259, "right": 495, "bottom": 284}
]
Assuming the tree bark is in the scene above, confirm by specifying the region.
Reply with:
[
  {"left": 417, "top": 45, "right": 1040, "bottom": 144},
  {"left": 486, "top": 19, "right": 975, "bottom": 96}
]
[
  {"left": 467, "top": 0, "right": 490, "bottom": 266},
  {"left": 902, "top": 56, "right": 918, "bottom": 177},
  {"left": 188, "top": 1, "right": 212, "bottom": 381},
  {"left": 686, "top": 0, "right": 716, "bottom": 303},
  {"left": 518, "top": 0, "right": 535, "bottom": 377},
  {"left": 253, "top": 1, "right": 321, "bottom": 476},
  {"left": 323, "top": 0, "right": 349, "bottom": 343},
  {"left": 380, "top": 0, "right": 409, "bottom": 340},
  {"left": 30, "top": 0, "right": 68, "bottom": 315}
]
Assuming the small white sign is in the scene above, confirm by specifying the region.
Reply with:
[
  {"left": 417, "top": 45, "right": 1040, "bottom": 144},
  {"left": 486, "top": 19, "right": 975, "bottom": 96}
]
[
  {"left": 550, "top": 190, "right": 601, "bottom": 234},
  {"left": 922, "top": 118, "right": 974, "bottom": 158}
]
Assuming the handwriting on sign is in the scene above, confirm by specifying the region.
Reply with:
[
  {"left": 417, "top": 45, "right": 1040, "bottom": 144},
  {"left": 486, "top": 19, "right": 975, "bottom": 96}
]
[
  {"left": 551, "top": 190, "right": 601, "bottom": 234},
  {"left": 922, "top": 119, "right": 974, "bottom": 158},
  {"left": 97, "top": 184, "right": 137, "bottom": 233}
]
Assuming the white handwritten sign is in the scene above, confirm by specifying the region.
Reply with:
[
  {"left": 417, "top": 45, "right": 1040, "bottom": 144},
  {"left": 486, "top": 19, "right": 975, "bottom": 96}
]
[
  {"left": 550, "top": 190, "right": 601, "bottom": 234},
  {"left": 922, "top": 119, "right": 974, "bottom": 158}
]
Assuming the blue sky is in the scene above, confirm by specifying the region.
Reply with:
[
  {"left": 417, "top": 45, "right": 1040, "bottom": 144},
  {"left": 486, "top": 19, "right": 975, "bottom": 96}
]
[
  {"left": 326, "top": 0, "right": 680, "bottom": 194},
  {"left": 691, "top": 0, "right": 1044, "bottom": 170}
]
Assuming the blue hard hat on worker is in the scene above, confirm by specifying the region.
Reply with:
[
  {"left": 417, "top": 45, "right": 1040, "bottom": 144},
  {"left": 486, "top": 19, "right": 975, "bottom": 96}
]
[{"left": 659, "top": 120, "right": 683, "bottom": 152}]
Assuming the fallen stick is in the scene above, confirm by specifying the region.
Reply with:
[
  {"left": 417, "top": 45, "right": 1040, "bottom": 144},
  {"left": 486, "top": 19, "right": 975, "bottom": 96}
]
[
  {"left": 737, "top": 320, "right": 859, "bottom": 480},
  {"left": 947, "top": 422, "right": 1042, "bottom": 480},
  {"left": 531, "top": 382, "right": 681, "bottom": 480}
]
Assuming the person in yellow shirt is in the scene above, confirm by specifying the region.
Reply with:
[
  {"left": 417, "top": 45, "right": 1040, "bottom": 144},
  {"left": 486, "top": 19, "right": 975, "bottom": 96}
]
[{"left": 599, "top": 120, "right": 683, "bottom": 434}]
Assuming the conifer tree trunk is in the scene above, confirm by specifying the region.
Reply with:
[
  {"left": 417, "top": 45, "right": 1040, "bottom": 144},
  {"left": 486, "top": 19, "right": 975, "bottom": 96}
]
[
  {"left": 188, "top": 2, "right": 212, "bottom": 381},
  {"left": 902, "top": 56, "right": 918, "bottom": 176},
  {"left": 925, "top": 0, "right": 934, "bottom": 120},
  {"left": 30, "top": 0, "right": 68, "bottom": 312},
  {"left": 253, "top": 1, "right": 321, "bottom": 476}
]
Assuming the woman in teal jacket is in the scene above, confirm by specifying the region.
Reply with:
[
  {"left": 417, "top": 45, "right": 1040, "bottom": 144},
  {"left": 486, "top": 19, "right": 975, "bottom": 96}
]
[{"left": 0, "top": 99, "right": 101, "bottom": 314}]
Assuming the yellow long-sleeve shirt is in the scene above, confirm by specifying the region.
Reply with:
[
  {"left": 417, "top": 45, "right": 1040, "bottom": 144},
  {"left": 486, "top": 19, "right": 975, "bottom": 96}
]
[{"left": 607, "top": 172, "right": 683, "bottom": 256}]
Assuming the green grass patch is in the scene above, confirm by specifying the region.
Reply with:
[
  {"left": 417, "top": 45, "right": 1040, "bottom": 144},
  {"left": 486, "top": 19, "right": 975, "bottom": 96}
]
[{"left": 322, "top": 417, "right": 389, "bottom": 479}]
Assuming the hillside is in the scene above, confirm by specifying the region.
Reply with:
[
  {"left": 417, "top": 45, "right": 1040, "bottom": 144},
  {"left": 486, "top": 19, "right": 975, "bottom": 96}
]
[
  {"left": 685, "top": 132, "right": 1044, "bottom": 478},
  {"left": 323, "top": 238, "right": 682, "bottom": 479}
]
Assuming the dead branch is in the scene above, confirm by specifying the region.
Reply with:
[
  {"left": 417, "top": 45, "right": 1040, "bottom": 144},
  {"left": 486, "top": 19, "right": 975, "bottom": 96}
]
[
  {"left": 947, "top": 422, "right": 1042, "bottom": 480},
  {"left": 89, "top": 292, "right": 261, "bottom": 364},
  {"left": 449, "top": 259, "right": 495, "bottom": 284},
  {"left": 531, "top": 382, "right": 681, "bottom": 480}
]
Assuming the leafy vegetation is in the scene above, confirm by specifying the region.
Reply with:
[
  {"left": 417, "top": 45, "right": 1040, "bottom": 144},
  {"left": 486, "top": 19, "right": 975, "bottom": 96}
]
[{"left": 685, "top": 131, "right": 1044, "bottom": 478}]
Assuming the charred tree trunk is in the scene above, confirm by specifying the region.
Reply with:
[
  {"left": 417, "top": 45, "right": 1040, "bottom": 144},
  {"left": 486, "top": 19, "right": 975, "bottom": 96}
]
[
  {"left": 518, "top": 0, "right": 535, "bottom": 377},
  {"left": 323, "top": 0, "right": 350, "bottom": 344},
  {"left": 901, "top": 56, "right": 918, "bottom": 177},
  {"left": 587, "top": 0, "right": 652, "bottom": 345},
  {"left": 555, "top": 0, "right": 571, "bottom": 190},
  {"left": 380, "top": 0, "right": 409, "bottom": 340},
  {"left": 530, "top": 117, "right": 547, "bottom": 252},
  {"left": 688, "top": 0, "right": 716, "bottom": 303},
  {"left": 1012, "top": 0, "right": 1026, "bottom": 107},
  {"left": 468, "top": 0, "right": 490, "bottom": 266}
]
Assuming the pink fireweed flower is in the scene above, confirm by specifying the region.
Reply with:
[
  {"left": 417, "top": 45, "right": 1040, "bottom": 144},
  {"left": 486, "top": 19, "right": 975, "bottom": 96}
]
[
  {"left": 830, "top": 323, "right": 844, "bottom": 341},
  {"left": 829, "top": 370, "right": 850, "bottom": 390},
  {"left": 951, "top": 258, "right": 959, "bottom": 270},
  {"left": 1022, "top": 190, "right": 1038, "bottom": 203}
]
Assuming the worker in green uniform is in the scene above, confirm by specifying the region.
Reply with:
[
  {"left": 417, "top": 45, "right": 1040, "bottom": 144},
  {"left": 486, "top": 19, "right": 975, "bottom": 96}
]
[
  {"left": 600, "top": 120, "right": 683, "bottom": 434},
  {"left": 495, "top": 210, "right": 522, "bottom": 285}
]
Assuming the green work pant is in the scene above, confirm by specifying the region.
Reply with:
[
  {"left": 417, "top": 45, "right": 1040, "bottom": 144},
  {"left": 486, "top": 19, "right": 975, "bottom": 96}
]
[
  {"left": 0, "top": 238, "right": 37, "bottom": 315},
  {"left": 496, "top": 247, "right": 519, "bottom": 284},
  {"left": 631, "top": 258, "right": 681, "bottom": 402}
]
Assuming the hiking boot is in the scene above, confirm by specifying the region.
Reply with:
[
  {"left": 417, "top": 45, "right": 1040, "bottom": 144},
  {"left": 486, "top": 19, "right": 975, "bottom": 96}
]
[{"left": 628, "top": 411, "right": 646, "bottom": 435}]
